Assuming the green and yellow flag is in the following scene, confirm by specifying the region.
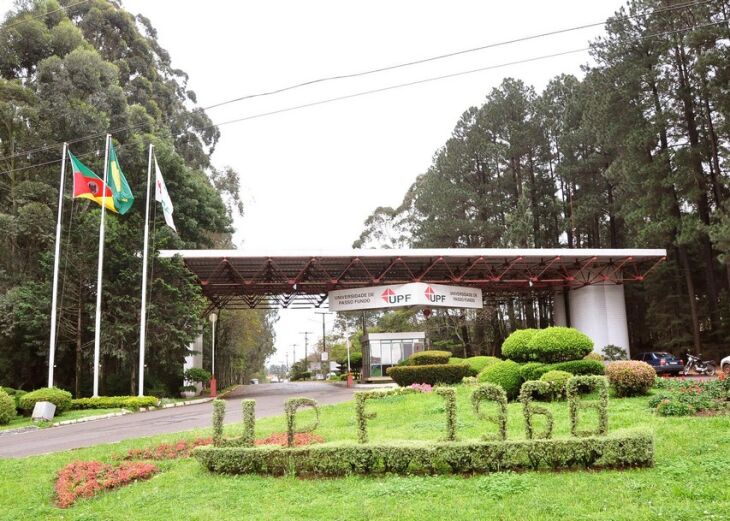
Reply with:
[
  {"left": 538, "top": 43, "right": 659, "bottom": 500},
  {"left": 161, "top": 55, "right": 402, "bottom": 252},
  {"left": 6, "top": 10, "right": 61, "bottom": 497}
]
[{"left": 107, "top": 143, "right": 134, "bottom": 215}]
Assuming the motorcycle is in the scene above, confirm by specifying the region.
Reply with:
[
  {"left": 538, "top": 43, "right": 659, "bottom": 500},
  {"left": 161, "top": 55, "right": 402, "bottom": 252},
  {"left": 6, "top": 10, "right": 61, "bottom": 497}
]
[{"left": 683, "top": 353, "right": 716, "bottom": 376}]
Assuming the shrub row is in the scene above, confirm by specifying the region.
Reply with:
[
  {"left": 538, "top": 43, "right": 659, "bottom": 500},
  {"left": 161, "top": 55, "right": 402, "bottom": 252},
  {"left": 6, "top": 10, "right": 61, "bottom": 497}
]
[
  {"left": 520, "top": 360, "right": 605, "bottom": 381},
  {"left": 194, "top": 431, "right": 653, "bottom": 476},
  {"left": 387, "top": 363, "right": 471, "bottom": 386},
  {"left": 71, "top": 396, "right": 160, "bottom": 411},
  {"left": 18, "top": 387, "right": 72, "bottom": 412},
  {"left": 502, "top": 327, "right": 593, "bottom": 363},
  {"left": 408, "top": 350, "right": 452, "bottom": 366},
  {"left": 0, "top": 389, "right": 15, "bottom": 425}
]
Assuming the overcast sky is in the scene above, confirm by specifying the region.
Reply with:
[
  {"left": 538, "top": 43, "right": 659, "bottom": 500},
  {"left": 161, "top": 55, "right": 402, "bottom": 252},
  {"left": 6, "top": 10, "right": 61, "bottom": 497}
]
[{"left": 2, "top": 0, "right": 627, "bottom": 367}]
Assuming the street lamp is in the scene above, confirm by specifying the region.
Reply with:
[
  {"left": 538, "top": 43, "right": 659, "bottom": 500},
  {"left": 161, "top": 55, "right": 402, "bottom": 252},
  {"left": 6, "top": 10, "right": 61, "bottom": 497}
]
[{"left": 209, "top": 312, "right": 218, "bottom": 397}]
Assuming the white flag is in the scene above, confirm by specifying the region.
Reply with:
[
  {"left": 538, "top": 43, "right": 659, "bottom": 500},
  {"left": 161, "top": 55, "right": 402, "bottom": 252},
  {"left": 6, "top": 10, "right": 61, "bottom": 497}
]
[{"left": 154, "top": 156, "right": 176, "bottom": 232}]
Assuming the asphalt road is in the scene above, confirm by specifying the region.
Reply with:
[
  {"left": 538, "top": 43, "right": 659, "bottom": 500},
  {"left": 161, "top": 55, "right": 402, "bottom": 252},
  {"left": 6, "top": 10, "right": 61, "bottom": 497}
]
[{"left": 0, "top": 382, "right": 355, "bottom": 459}]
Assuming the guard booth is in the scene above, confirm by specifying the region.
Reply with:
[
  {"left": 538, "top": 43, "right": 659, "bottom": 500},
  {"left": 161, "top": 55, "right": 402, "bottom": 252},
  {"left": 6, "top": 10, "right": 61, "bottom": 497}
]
[{"left": 362, "top": 332, "right": 426, "bottom": 381}]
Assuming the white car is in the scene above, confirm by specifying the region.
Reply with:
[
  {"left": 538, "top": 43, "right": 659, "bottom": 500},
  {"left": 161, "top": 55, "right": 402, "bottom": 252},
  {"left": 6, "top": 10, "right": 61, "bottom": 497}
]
[{"left": 721, "top": 355, "right": 730, "bottom": 375}]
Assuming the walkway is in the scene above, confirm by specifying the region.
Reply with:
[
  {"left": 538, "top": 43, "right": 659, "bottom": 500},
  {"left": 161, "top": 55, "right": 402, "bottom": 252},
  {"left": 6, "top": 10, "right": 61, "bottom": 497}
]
[{"left": 0, "top": 382, "right": 355, "bottom": 458}]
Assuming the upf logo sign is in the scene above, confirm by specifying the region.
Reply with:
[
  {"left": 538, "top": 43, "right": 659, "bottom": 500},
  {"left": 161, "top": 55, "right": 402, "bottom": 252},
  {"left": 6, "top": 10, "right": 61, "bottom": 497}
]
[
  {"left": 381, "top": 288, "right": 411, "bottom": 305},
  {"left": 425, "top": 285, "right": 446, "bottom": 303}
]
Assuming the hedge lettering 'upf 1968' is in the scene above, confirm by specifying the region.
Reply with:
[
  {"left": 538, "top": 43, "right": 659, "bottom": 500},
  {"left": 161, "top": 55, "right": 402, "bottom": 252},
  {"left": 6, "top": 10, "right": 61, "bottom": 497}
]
[{"left": 194, "top": 377, "right": 654, "bottom": 476}]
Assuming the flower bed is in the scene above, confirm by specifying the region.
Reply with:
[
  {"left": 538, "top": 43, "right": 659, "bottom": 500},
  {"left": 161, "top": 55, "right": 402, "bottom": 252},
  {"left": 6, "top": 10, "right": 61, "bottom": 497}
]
[
  {"left": 650, "top": 377, "right": 729, "bottom": 416},
  {"left": 55, "top": 461, "right": 158, "bottom": 508},
  {"left": 121, "top": 437, "right": 213, "bottom": 460}
]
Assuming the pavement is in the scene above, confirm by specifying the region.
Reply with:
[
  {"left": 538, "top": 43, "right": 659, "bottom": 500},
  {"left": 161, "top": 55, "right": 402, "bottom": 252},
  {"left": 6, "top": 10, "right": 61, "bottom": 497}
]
[{"left": 0, "top": 382, "right": 355, "bottom": 459}]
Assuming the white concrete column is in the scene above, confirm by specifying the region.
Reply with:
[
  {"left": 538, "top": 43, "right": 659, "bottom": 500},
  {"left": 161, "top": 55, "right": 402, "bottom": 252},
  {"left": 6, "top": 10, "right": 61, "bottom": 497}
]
[
  {"left": 182, "top": 333, "right": 204, "bottom": 397},
  {"left": 568, "top": 283, "right": 630, "bottom": 357},
  {"left": 553, "top": 290, "right": 568, "bottom": 326}
]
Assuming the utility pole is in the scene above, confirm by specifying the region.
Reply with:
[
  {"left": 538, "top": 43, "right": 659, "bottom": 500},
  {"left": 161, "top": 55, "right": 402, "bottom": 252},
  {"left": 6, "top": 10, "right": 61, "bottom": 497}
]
[
  {"left": 299, "top": 332, "right": 312, "bottom": 372},
  {"left": 315, "top": 311, "right": 333, "bottom": 377},
  {"left": 290, "top": 344, "right": 297, "bottom": 380}
]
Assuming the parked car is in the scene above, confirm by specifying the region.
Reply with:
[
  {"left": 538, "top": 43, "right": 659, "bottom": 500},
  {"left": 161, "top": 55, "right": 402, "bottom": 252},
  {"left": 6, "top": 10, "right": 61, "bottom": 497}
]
[
  {"left": 721, "top": 355, "right": 730, "bottom": 375},
  {"left": 636, "top": 352, "right": 684, "bottom": 375}
]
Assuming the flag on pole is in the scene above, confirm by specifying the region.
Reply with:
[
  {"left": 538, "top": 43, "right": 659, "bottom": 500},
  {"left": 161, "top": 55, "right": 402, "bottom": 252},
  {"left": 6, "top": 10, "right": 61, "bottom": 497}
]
[
  {"left": 154, "top": 156, "right": 176, "bottom": 231},
  {"left": 69, "top": 151, "right": 116, "bottom": 212},
  {"left": 107, "top": 143, "right": 134, "bottom": 215}
]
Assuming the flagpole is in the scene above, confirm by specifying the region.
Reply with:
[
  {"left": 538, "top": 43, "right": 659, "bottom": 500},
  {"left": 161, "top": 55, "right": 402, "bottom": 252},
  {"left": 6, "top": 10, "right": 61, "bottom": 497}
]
[
  {"left": 48, "top": 142, "right": 68, "bottom": 388},
  {"left": 138, "top": 144, "right": 154, "bottom": 397},
  {"left": 92, "top": 134, "right": 111, "bottom": 397}
]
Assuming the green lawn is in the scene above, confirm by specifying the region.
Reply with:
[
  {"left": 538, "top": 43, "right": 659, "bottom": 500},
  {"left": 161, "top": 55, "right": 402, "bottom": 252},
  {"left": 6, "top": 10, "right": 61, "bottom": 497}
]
[
  {"left": 0, "top": 387, "right": 729, "bottom": 520},
  {"left": 0, "top": 408, "right": 123, "bottom": 431}
]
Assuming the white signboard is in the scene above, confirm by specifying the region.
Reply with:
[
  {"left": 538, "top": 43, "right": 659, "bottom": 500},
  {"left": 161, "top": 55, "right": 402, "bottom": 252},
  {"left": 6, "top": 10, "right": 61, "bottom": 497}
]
[
  {"left": 328, "top": 282, "right": 483, "bottom": 312},
  {"left": 321, "top": 352, "right": 329, "bottom": 361},
  {"left": 329, "top": 361, "right": 340, "bottom": 371},
  {"left": 309, "top": 362, "right": 321, "bottom": 371}
]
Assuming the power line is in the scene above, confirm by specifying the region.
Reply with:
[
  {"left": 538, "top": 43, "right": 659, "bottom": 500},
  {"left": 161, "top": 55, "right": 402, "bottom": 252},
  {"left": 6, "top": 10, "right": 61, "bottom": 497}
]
[
  {"left": 0, "top": 0, "right": 716, "bottom": 163},
  {"left": 1, "top": 0, "right": 90, "bottom": 31},
  {"left": 0, "top": 19, "right": 725, "bottom": 178}
]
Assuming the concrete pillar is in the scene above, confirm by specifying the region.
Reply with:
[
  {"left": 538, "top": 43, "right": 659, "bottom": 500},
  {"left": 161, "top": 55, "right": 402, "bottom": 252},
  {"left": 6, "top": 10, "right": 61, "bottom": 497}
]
[
  {"left": 553, "top": 290, "right": 568, "bottom": 326},
  {"left": 568, "top": 284, "right": 630, "bottom": 357},
  {"left": 182, "top": 333, "right": 204, "bottom": 397}
]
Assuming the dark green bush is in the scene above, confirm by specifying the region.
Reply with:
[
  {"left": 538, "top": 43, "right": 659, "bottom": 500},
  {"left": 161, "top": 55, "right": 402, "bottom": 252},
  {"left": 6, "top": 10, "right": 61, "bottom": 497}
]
[
  {"left": 18, "top": 387, "right": 72, "bottom": 413},
  {"left": 448, "top": 358, "right": 477, "bottom": 376},
  {"left": 71, "top": 396, "right": 159, "bottom": 410},
  {"left": 539, "top": 370, "right": 572, "bottom": 401},
  {"left": 519, "top": 362, "right": 547, "bottom": 381},
  {"left": 530, "top": 360, "right": 605, "bottom": 379},
  {"left": 184, "top": 368, "right": 212, "bottom": 385},
  {"left": 0, "top": 389, "right": 16, "bottom": 425},
  {"left": 387, "top": 364, "right": 470, "bottom": 386},
  {"left": 194, "top": 431, "right": 654, "bottom": 476},
  {"left": 409, "top": 350, "right": 452, "bottom": 366},
  {"left": 501, "top": 329, "right": 539, "bottom": 362},
  {"left": 0, "top": 387, "right": 26, "bottom": 412},
  {"left": 525, "top": 327, "right": 594, "bottom": 363},
  {"left": 467, "top": 356, "right": 501, "bottom": 374},
  {"left": 476, "top": 360, "right": 522, "bottom": 400}
]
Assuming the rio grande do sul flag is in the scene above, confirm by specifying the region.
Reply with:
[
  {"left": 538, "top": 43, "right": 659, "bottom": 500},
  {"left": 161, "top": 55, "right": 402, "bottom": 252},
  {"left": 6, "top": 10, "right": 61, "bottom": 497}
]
[
  {"left": 69, "top": 151, "right": 116, "bottom": 212},
  {"left": 154, "top": 155, "right": 176, "bottom": 231}
]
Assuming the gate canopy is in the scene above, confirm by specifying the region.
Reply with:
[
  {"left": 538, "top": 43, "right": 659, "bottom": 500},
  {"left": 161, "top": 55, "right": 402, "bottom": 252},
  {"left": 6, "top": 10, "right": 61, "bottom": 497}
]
[{"left": 158, "top": 248, "right": 666, "bottom": 310}]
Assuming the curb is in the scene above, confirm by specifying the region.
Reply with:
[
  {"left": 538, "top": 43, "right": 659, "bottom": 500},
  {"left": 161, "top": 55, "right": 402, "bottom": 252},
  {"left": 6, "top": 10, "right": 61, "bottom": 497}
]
[{"left": 53, "top": 410, "right": 131, "bottom": 426}]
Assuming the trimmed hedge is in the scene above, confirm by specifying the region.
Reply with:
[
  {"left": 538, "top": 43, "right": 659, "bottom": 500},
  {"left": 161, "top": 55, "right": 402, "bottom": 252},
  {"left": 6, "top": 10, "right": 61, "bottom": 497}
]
[
  {"left": 605, "top": 361, "right": 656, "bottom": 397},
  {"left": 0, "top": 389, "right": 15, "bottom": 425},
  {"left": 525, "top": 327, "right": 594, "bottom": 363},
  {"left": 519, "top": 362, "right": 547, "bottom": 381},
  {"left": 18, "top": 387, "right": 72, "bottom": 413},
  {"left": 529, "top": 360, "right": 605, "bottom": 380},
  {"left": 448, "top": 358, "right": 477, "bottom": 377},
  {"left": 71, "top": 396, "right": 159, "bottom": 411},
  {"left": 501, "top": 329, "right": 539, "bottom": 362},
  {"left": 387, "top": 364, "right": 470, "bottom": 386},
  {"left": 539, "top": 370, "right": 572, "bottom": 401},
  {"left": 0, "top": 387, "right": 26, "bottom": 411},
  {"left": 194, "top": 431, "right": 654, "bottom": 476},
  {"left": 476, "top": 360, "right": 522, "bottom": 400},
  {"left": 408, "top": 350, "right": 452, "bottom": 366},
  {"left": 466, "top": 356, "right": 501, "bottom": 373}
]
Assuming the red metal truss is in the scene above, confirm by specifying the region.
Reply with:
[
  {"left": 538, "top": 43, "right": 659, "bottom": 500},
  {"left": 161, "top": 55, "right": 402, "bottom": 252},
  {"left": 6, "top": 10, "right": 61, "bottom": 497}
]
[{"left": 160, "top": 248, "right": 666, "bottom": 309}]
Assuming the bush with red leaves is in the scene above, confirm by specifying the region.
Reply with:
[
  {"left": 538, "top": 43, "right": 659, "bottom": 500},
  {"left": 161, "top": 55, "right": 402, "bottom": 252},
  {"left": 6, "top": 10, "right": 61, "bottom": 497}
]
[
  {"left": 121, "top": 437, "right": 213, "bottom": 460},
  {"left": 55, "top": 461, "right": 158, "bottom": 508},
  {"left": 255, "top": 432, "right": 324, "bottom": 446}
]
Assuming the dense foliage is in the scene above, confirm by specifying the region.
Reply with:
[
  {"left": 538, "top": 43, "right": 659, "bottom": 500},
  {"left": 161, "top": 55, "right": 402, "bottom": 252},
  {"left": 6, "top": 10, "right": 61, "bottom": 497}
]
[
  {"left": 0, "top": 388, "right": 15, "bottom": 424},
  {"left": 525, "top": 327, "right": 594, "bottom": 363},
  {"left": 193, "top": 431, "right": 654, "bottom": 476},
  {"left": 18, "top": 386, "right": 72, "bottom": 412},
  {"left": 354, "top": 0, "right": 730, "bottom": 359},
  {"left": 387, "top": 363, "right": 471, "bottom": 386},
  {"left": 605, "top": 361, "right": 657, "bottom": 397},
  {"left": 70, "top": 395, "right": 158, "bottom": 410},
  {"left": 408, "top": 350, "right": 452, "bottom": 366},
  {"left": 539, "top": 370, "right": 573, "bottom": 401},
  {"left": 0, "top": 1, "right": 276, "bottom": 396},
  {"left": 476, "top": 360, "right": 522, "bottom": 400},
  {"left": 524, "top": 360, "right": 606, "bottom": 380},
  {"left": 500, "top": 329, "right": 539, "bottom": 362}
]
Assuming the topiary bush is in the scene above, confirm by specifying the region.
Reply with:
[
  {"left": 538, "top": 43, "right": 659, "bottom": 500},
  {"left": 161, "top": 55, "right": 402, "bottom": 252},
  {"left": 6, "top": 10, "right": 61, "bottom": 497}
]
[
  {"left": 605, "top": 361, "right": 656, "bottom": 397},
  {"left": 519, "top": 362, "right": 547, "bottom": 381},
  {"left": 530, "top": 359, "right": 605, "bottom": 380},
  {"left": 0, "top": 389, "right": 16, "bottom": 425},
  {"left": 448, "top": 358, "right": 477, "bottom": 376},
  {"left": 19, "top": 387, "right": 72, "bottom": 413},
  {"left": 539, "top": 370, "right": 572, "bottom": 401},
  {"left": 476, "top": 360, "right": 522, "bottom": 400},
  {"left": 500, "top": 329, "right": 539, "bottom": 362},
  {"left": 409, "top": 350, "right": 452, "bottom": 366},
  {"left": 584, "top": 352, "right": 604, "bottom": 362},
  {"left": 525, "top": 327, "right": 594, "bottom": 363},
  {"left": 466, "top": 356, "right": 501, "bottom": 374},
  {"left": 387, "top": 364, "right": 470, "bottom": 386}
]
